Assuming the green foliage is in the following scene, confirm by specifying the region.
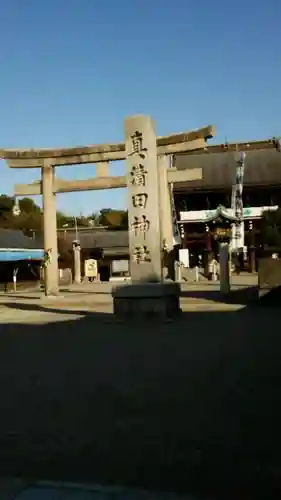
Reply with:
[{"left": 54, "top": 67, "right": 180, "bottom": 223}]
[
  {"left": 90, "top": 212, "right": 101, "bottom": 226},
  {"left": 57, "top": 212, "right": 97, "bottom": 229},
  {"left": 261, "top": 209, "right": 281, "bottom": 248},
  {"left": 99, "top": 209, "right": 128, "bottom": 229},
  {"left": 0, "top": 194, "right": 43, "bottom": 235},
  {"left": 0, "top": 194, "right": 128, "bottom": 235},
  {"left": 0, "top": 195, "right": 14, "bottom": 214},
  {"left": 19, "top": 197, "right": 41, "bottom": 214}
]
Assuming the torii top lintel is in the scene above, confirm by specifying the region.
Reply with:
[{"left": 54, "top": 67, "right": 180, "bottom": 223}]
[{"left": 0, "top": 124, "right": 215, "bottom": 168}]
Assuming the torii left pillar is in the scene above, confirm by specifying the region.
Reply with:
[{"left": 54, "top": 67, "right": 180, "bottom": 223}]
[{"left": 42, "top": 165, "right": 59, "bottom": 295}]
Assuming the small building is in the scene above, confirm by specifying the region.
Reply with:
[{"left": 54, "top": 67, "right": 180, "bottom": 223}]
[
  {"left": 59, "top": 228, "right": 129, "bottom": 281},
  {"left": 0, "top": 229, "right": 44, "bottom": 288}
]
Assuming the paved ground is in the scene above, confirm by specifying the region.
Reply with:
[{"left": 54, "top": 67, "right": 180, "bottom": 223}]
[
  {"left": 0, "top": 478, "right": 193, "bottom": 499},
  {"left": 0, "top": 279, "right": 280, "bottom": 499}
]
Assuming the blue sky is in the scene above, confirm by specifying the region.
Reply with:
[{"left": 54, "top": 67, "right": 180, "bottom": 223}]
[{"left": 0, "top": 0, "right": 280, "bottom": 215}]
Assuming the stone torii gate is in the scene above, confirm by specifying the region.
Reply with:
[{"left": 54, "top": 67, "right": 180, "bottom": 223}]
[{"left": 1, "top": 116, "right": 215, "bottom": 311}]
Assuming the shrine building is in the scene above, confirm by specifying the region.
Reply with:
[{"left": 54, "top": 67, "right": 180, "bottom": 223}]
[{"left": 173, "top": 145, "right": 281, "bottom": 269}]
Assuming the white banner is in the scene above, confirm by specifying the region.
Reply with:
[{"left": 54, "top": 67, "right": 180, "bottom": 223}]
[{"left": 169, "top": 183, "right": 181, "bottom": 245}]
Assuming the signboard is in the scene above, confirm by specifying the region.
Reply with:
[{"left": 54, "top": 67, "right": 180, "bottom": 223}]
[
  {"left": 84, "top": 259, "right": 97, "bottom": 278},
  {"left": 112, "top": 259, "right": 129, "bottom": 274},
  {"left": 169, "top": 183, "right": 181, "bottom": 245},
  {"left": 215, "top": 228, "right": 231, "bottom": 238},
  {"left": 179, "top": 248, "right": 190, "bottom": 268}
]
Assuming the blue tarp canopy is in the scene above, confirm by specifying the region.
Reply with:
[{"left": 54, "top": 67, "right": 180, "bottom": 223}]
[{"left": 0, "top": 249, "right": 44, "bottom": 262}]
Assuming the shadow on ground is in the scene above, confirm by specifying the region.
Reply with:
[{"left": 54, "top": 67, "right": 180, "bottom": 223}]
[
  {"left": 1, "top": 290, "right": 110, "bottom": 300},
  {"left": 0, "top": 297, "right": 280, "bottom": 500},
  {"left": 180, "top": 285, "right": 259, "bottom": 305}
]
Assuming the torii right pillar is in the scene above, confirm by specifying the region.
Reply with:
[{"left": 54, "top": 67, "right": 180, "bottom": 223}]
[
  {"left": 158, "top": 154, "right": 177, "bottom": 279},
  {"left": 219, "top": 242, "right": 230, "bottom": 295}
]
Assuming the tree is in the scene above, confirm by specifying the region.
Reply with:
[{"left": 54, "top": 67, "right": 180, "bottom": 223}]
[
  {"left": 0, "top": 195, "right": 43, "bottom": 235},
  {"left": 76, "top": 215, "right": 91, "bottom": 227},
  {"left": 89, "top": 212, "right": 101, "bottom": 226},
  {"left": 11, "top": 211, "right": 43, "bottom": 237},
  {"left": 261, "top": 209, "right": 281, "bottom": 248},
  {"left": 19, "top": 197, "right": 41, "bottom": 214},
  {"left": 0, "top": 195, "right": 14, "bottom": 214},
  {"left": 56, "top": 211, "right": 69, "bottom": 228},
  {"left": 0, "top": 193, "right": 130, "bottom": 235},
  {"left": 99, "top": 209, "right": 128, "bottom": 229},
  {"left": 121, "top": 210, "right": 128, "bottom": 229}
]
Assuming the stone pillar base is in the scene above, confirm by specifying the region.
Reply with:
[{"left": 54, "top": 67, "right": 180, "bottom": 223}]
[{"left": 112, "top": 282, "right": 181, "bottom": 320}]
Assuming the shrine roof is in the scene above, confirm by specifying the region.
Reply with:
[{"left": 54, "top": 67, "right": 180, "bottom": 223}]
[
  {"left": 62, "top": 230, "right": 129, "bottom": 251},
  {"left": 0, "top": 229, "right": 43, "bottom": 261},
  {"left": 173, "top": 147, "right": 281, "bottom": 191},
  {"left": 204, "top": 205, "right": 238, "bottom": 222},
  {"left": 0, "top": 229, "right": 42, "bottom": 249}
]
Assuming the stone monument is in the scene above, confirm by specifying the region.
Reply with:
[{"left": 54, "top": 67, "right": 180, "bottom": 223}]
[
  {"left": 219, "top": 242, "right": 230, "bottom": 295},
  {"left": 112, "top": 115, "right": 181, "bottom": 319},
  {"left": 72, "top": 240, "right": 81, "bottom": 284}
]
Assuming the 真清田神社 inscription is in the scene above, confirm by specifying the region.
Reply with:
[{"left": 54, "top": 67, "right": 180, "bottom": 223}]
[
  {"left": 125, "top": 116, "right": 162, "bottom": 282},
  {"left": 131, "top": 215, "right": 150, "bottom": 238},
  {"left": 130, "top": 164, "right": 148, "bottom": 187},
  {"left": 129, "top": 131, "right": 151, "bottom": 258},
  {"left": 132, "top": 192, "right": 148, "bottom": 208},
  {"left": 129, "top": 130, "right": 148, "bottom": 158},
  {"left": 132, "top": 245, "right": 151, "bottom": 264}
]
